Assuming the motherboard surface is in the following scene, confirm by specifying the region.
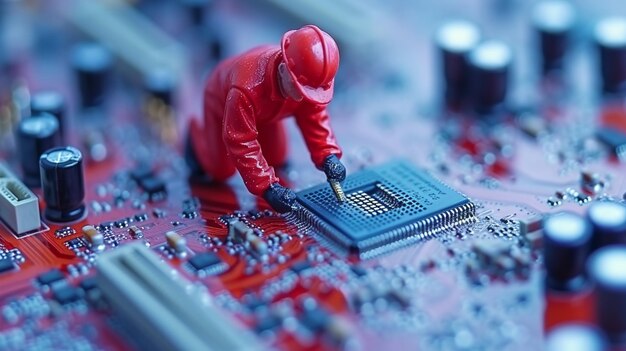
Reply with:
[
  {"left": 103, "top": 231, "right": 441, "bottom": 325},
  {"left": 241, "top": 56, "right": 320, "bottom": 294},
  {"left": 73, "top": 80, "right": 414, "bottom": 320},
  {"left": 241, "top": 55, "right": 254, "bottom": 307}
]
[{"left": 1, "top": 1, "right": 626, "bottom": 350}]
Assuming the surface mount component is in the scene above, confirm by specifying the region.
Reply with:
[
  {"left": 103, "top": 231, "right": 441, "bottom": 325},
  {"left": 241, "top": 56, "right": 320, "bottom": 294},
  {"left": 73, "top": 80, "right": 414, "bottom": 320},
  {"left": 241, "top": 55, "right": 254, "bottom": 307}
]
[
  {"left": 96, "top": 243, "right": 261, "bottom": 351},
  {"left": 295, "top": 160, "right": 476, "bottom": 258},
  {"left": 0, "top": 163, "right": 41, "bottom": 236}
]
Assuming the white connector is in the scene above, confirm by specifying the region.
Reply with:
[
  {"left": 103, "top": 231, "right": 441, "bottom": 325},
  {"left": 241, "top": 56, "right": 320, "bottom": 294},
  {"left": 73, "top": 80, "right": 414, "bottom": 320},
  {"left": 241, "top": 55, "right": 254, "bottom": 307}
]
[{"left": 0, "top": 163, "right": 41, "bottom": 236}]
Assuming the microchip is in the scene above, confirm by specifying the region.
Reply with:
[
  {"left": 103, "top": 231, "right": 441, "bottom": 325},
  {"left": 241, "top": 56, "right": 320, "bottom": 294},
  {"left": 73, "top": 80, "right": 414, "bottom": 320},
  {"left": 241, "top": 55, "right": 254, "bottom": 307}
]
[
  {"left": 295, "top": 160, "right": 475, "bottom": 258},
  {"left": 140, "top": 177, "right": 167, "bottom": 201},
  {"left": 52, "top": 284, "right": 82, "bottom": 305},
  {"left": 187, "top": 252, "right": 226, "bottom": 274},
  {"left": 37, "top": 268, "right": 65, "bottom": 286},
  {"left": 0, "top": 258, "right": 15, "bottom": 273}
]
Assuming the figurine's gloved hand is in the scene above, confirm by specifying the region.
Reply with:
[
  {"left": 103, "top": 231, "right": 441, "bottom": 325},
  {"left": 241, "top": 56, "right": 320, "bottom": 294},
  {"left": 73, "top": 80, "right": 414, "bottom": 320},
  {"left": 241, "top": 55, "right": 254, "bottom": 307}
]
[
  {"left": 322, "top": 154, "right": 346, "bottom": 182},
  {"left": 263, "top": 183, "right": 298, "bottom": 213}
]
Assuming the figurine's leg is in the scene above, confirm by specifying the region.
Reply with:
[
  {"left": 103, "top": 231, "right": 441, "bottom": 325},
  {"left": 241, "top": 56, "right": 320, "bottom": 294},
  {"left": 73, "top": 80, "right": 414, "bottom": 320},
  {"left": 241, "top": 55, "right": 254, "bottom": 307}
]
[
  {"left": 258, "top": 121, "right": 288, "bottom": 169},
  {"left": 189, "top": 104, "right": 236, "bottom": 182}
]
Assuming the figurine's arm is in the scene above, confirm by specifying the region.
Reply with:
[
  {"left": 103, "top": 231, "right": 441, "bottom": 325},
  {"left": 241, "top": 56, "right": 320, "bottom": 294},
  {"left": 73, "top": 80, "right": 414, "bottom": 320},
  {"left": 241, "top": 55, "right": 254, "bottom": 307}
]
[
  {"left": 294, "top": 104, "right": 343, "bottom": 169},
  {"left": 223, "top": 88, "right": 278, "bottom": 196}
]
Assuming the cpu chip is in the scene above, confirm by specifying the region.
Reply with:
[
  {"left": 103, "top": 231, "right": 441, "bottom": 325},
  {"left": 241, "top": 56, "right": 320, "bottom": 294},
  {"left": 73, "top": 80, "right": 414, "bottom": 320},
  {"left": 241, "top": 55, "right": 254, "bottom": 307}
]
[{"left": 295, "top": 160, "right": 476, "bottom": 258}]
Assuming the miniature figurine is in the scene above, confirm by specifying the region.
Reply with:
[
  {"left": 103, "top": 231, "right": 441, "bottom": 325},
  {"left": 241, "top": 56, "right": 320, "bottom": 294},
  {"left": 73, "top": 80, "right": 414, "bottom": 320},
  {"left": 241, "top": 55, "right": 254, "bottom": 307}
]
[{"left": 186, "top": 25, "right": 346, "bottom": 213}]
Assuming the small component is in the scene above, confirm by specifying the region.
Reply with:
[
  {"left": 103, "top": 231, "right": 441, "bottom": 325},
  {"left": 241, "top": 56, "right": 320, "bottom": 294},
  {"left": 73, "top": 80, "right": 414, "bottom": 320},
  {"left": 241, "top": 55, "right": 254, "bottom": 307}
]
[
  {"left": 66, "top": 238, "right": 84, "bottom": 249},
  {"left": 40, "top": 146, "right": 86, "bottom": 222},
  {"left": 581, "top": 172, "right": 606, "bottom": 194},
  {"left": 596, "top": 127, "right": 626, "bottom": 161},
  {"left": 99, "top": 221, "right": 114, "bottom": 231},
  {"left": 166, "top": 231, "right": 187, "bottom": 257},
  {"left": 96, "top": 243, "right": 261, "bottom": 350},
  {"left": 587, "top": 246, "right": 626, "bottom": 342},
  {"left": 30, "top": 91, "right": 66, "bottom": 139},
  {"left": 182, "top": 209, "right": 198, "bottom": 219},
  {"left": 254, "top": 313, "right": 282, "bottom": 333},
  {"left": 594, "top": 17, "right": 626, "bottom": 95},
  {"left": 129, "top": 166, "right": 153, "bottom": 183},
  {"left": 0, "top": 258, "right": 15, "bottom": 273},
  {"left": 82, "top": 225, "right": 104, "bottom": 251},
  {"left": 300, "top": 308, "right": 330, "bottom": 333},
  {"left": 188, "top": 252, "right": 226, "bottom": 275},
  {"left": 543, "top": 212, "right": 592, "bottom": 292},
  {"left": 52, "top": 284, "right": 82, "bottom": 305},
  {"left": 139, "top": 177, "right": 167, "bottom": 201},
  {"left": 228, "top": 220, "right": 253, "bottom": 241},
  {"left": 153, "top": 208, "right": 167, "bottom": 218},
  {"left": 532, "top": 0, "right": 575, "bottom": 75},
  {"left": 16, "top": 113, "right": 62, "bottom": 187},
  {"left": 468, "top": 40, "right": 512, "bottom": 115},
  {"left": 37, "top": 268, "right": 65, "bottom": 287},
  {"left": 55, "top": 227, "right": 76, "bottom": 239},
  {"left": 114, "top": 217, "right": 132, "bottom": 228},
  {"left": 295, "top": 160, "right": 476, "bottom": 258},
  {"left": 0, "top": 174, "right": 41, "bottom": 236},
  {"left": 129, "top": 226, "right": 144, "bottom": 239},
  {"left": 290, "top": 260, "right": 312, "bottom": 274},
  {"left": 72, "top": 42, "right": 112, "bottom": 109},
  {"left": 80, "top": 277, "right": 97, "bottom": 291},
  {"left": 435, "top": 20, "right": 481, "bottom": 108},
  {"left": 587, "top": 202, "right": 626, "bottom": 250},
  {"left": 134, "top": 213, "right": 149, "bottom": 222}
]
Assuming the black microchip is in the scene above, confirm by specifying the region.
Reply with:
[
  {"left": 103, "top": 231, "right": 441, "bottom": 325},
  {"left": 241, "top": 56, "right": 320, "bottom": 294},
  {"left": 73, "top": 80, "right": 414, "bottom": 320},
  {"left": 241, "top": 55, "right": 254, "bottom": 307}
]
[
  {"left": 65, "top": 238, "right": 84, "bottom": 249},
  {"left": 300, "top": 308, "right": 330, "bottom": 333},
  {"left": 139, "top": 177, "right": 167, "bottom": 201},
  {"left": 52, "top": 285, "right": 82, "bottom": 305},
  {"left": 79, "top": 277, "right": 97, "bottom": 291},
  {"left": 37, "top": 268, "right": 65, "bottom": 286},
  {"left": 597, "top": 127, "right": 626, "bottom": 160},
  {"left": 296, "top": 160, "right": 476, "bottom": 258},
  {"left": 0, "top": 258, "right": 15, "bottom": 273},
  {"left": 99, "top": 221, "right": 114, "bottom": 230},
  {"left": 188, "top": 252, "right": 222, "bottom": 271}
]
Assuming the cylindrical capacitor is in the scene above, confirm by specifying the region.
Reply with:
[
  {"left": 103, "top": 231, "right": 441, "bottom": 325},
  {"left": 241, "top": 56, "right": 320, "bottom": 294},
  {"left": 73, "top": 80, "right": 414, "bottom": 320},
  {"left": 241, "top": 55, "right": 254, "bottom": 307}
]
[
  {"left": 17, "top": 113, "right": 61, "bottom": 187},
  {"left": 532, "top": 0, "right": 576, "bottom": 75},
  {"left": 435, "top": 20, "right": 481, "bottom": 109},
  {"left": 588, "top": 202, "right": 626, "bottom": 251},
  {"left": 40, "top": 146, "right": 86, "bottom": 222},
  {"left": 546, "top": 324, "right": 607, "bottom": 351},
  {"left": 595, "top": 17, "right": 626, "bottom": 95},
  {"left": 468, "top": 40, "right": 512, "bottom": 115},
  {"left": 72, "top": 42, "right": 112, "bottom": 109},
  {"left": 587, "top": 245, "right": 626, "bottom": 344},
  {"left": 543, "top": 212, "right": 593, "bottom": 291},
  {"left": 144, "top": 69, "right": 176, "bottom": 106},
  {"left": 30, "top": 91, "right": 66, "bottom": 140}
]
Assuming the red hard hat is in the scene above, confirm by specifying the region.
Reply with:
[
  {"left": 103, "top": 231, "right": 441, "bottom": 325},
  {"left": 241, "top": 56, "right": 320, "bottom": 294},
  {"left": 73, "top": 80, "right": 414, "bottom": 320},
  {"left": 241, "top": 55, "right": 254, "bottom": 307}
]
[{"left": 281, "top": 25, "right": 340, "bottom": 104}]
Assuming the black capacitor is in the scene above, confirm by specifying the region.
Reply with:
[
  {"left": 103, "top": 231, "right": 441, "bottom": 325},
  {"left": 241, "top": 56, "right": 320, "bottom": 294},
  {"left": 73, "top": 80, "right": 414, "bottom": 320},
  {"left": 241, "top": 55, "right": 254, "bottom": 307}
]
[
  {"left": 588, "top": 201, "right": 626, "bottom": 251},
  {"left": 435, "top": 20, "right": 481, "bottom": 109},
  {"left": 468, "top": 40, "right": 512, "bottom": 115},
  {"left": 17, "top": 113, "right": 61, "bottom": 187},
  {"left": 144, "top": 69, "right": 175, "bottom": 106},
  {"left": 40, "top": 146, "right": 86, "bottom": 222},
  {"left": 546, "top": 324, "right": 607, "bottom": 351},
  {"left": 588, "top": 245, "right": 626, "bottom": 344},
  {"left": 72, "top": 42, "right": 112, "bottom": 109},
  {"left": 532, "top": 0, "right": 575, "bottom": 75},
  {"left": 595, "top": 17, "right": 626, "bottom": 95},
  {"left": 30, "top": 91, "right": 66, "bottom": 139},
  {"left": 543, "top": 212, "right": 593, "bottom": 292}
]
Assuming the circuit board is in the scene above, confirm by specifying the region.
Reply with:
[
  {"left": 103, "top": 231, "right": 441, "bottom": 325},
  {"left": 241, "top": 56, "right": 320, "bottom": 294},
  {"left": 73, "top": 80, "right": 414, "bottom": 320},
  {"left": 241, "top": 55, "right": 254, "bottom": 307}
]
[{"left": 1, "top": 0, "right": 626, "bottom": 350}]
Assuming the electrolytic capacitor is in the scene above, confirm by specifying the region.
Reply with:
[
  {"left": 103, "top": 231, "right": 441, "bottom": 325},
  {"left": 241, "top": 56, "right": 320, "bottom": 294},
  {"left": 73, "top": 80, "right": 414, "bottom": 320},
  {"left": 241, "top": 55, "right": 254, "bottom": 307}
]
[
  {"left": 17, "top": 113, "right": 61, "bottom": 187},
  {"left": 595, "top": 17, "right": 626, "bottom": 95},
  {"left": 468, "top": 40, "right": 512, "bottom": 115},
  {"left": 532, "top": 0, "right": 575, "bottom": 75},
  {"left": 40, "top": 146, "right": 86, "bottom": 222},
  {"left": 30, "top": 91, "right": 66, "bottom": 140},
  {"left": 435, "top": 20, "right": 481, "bottom": 109},
  {"left": 72, "top": 42, "right": 112, "bottom": 109},
  {"left": 144, "top": 69, "right": 176, "bottom": 106},
  {"left": 588, "top": 202, "right": 626, "bottom": 251},
  {"left": 543, "top": 212, "right": 592, "bottom": 291},
  {"left": 546, "top": 324, "right": 607, "bottom": 351},
  {"left": 587, "top": 245, "right": 626, "bottom": 344}
]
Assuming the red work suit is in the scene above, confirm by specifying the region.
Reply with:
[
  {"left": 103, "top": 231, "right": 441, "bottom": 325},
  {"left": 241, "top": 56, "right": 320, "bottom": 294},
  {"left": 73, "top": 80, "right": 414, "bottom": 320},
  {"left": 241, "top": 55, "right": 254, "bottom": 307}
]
[{"left": 189, "top": 45, "right": 342, "bottom": 196}]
